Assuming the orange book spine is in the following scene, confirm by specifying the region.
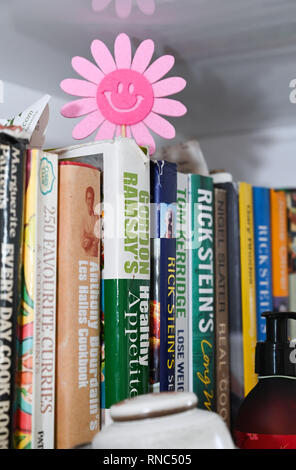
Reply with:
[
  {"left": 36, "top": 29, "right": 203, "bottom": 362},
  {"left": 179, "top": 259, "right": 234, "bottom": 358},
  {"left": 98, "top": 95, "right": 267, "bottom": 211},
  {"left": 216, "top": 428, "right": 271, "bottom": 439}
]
[
  {"left": 270, "top": 190, "right": 289, "bottom": 311},
  {"left": 56, "top": 161, "right": 101, "bottom": 449}
]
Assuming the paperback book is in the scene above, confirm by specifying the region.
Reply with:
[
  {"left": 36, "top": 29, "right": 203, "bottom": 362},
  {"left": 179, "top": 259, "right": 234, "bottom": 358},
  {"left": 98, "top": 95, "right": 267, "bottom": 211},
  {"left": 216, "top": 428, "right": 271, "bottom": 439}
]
[
  {"left": 55, "top": 161, "right": 101, "bottom": 448},
  {"left": 175, "top": 172, "right": 189, "bottom": 392},
  {"left": 239, "top": 182, "right": 257, "bottom": 397},
  {"left": 270, "top": 189, "right": 289, "bottom": 311},
  {"left": 253, "top": 187, "right": 272, "bottom": 342},
  {"left": 150, "top": 161, "right": 177, "bottom": 392},
  {"left": 215, "top": 181, "right": 244, "bottom": 427},
  {"left": 14, "top": 149, "right": 58, "bottom": 449},
  {"left": 0, "top": 129, "right": 27, "bottom": 448},
  {"left": 190, "top": 173, "right": 215, "bottom": 411},
  {"left": 214, "top": 187, "right": 230, "bottom": 427}
]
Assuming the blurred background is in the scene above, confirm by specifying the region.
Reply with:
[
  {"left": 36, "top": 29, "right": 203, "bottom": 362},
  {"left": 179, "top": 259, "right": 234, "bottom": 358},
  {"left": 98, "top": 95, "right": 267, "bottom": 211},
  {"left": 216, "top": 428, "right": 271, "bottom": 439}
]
[{"left": 1, "top": 0, "right": 296, "bottom": 185}]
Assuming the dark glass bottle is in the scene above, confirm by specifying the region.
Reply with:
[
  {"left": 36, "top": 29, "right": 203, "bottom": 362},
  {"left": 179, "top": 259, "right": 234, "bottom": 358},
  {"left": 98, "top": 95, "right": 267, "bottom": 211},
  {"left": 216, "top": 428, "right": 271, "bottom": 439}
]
[{"left": 234, "top": 312, "right": 296, "bottom": 449}]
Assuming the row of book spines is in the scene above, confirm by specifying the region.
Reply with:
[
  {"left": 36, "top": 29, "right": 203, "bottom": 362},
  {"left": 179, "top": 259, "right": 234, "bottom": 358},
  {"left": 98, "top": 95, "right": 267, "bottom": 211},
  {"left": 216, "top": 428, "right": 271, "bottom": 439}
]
[
  {"left": 150, "top": 163, "right": 218, "bottom": 411},
  {"left": 253, "top": 187, "right": 290, "bottom": 342},
  {"left": 13, "top": 155, "right": 103, "bottom": 449},
  {"left": 14, "top": 149, "right": 59, "bottom": 449},
  {"left": 237, "top": 184, "right": 289, "bottom": 396},
  {"left": 248, "top": 186, "right": 290, "bottom": 343},
  {"left": 0, "top": 146, "right": 59, "bottom": 450}
]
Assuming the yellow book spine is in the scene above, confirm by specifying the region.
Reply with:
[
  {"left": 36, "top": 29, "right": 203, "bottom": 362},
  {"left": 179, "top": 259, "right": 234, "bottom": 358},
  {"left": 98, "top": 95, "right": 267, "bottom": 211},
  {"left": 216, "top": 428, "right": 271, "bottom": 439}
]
[{"left": 239, "top": 182, "right": 258, "bottom": 396}]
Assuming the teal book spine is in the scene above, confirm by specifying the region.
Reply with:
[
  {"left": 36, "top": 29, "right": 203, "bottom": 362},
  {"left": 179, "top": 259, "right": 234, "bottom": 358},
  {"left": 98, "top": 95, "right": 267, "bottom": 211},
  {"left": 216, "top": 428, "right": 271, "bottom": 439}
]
[{"left": 190, "top": 174, "right": 215, "bottom": 411}]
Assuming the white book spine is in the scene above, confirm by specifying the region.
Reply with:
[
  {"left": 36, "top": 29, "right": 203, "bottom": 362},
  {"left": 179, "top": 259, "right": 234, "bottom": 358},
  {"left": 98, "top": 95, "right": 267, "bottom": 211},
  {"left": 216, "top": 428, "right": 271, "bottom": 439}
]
[
  {"left": 188, "top": 177, "right": 193, "bottom": 393},
  {"left": 32, "top": 151, "right": 58, "bottom": 449},
  {"left": 175, "top": 172, "right": 190, "bottom": 392}
]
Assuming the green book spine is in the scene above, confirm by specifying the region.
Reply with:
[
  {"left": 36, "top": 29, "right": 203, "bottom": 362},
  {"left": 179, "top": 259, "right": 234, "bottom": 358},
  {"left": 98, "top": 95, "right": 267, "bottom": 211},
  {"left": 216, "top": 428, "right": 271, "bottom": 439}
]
[
  {"left": 104, "top": 140, "right": 150, "bottom": 411},
  {"left": 190, "top": 174, "right": 215, "bottom": 411}
]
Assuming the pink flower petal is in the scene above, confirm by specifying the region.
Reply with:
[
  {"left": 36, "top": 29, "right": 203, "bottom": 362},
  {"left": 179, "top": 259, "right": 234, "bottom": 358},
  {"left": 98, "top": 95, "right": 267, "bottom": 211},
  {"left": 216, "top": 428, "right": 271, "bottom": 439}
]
[
  {"left": 131, "top": 122, "right": 156, "bottom": 154},
  {"left": 61, "top": 98, "right": 98, "bottom": 118},
  {"left": 72, "top": 57, "right": 104, "bottom": 85},
  {"left": 137, "top": 0, "right": 155, "bottom": 15},
  {"left": 131, "top": 39, "right": 154, "bottom": 73},
  {"left": 152, "top": 98, "right": 187, "bottom": 117},
  {"left": 95, "top": 120, "right": 116, "bottom": 140},
  {"left": 60, "top": 79, "right": 98, "bottom": 97},
  {"left": 144, "top": 112, "right": 175, "bottom": 139},
  {"left": 92, "top": 0, "right": 112, "bottom": 12},
  {"left": 91, "top": 39, "right": 117, "bottom": 75},
  {"left": 144, "top": 55, "right": 175, "bottom": 84},
  {"left": 72, "top": 110, "right": 105, "bottom": 140},
  {"left": 153, "top": 77, "right": 187, "bottom": 98},
  {"left": 116, "top": 0, "right": 132, "bottom": 18},
  {"left": 114, "top": 33, "right": 131, "bottom": 70}
]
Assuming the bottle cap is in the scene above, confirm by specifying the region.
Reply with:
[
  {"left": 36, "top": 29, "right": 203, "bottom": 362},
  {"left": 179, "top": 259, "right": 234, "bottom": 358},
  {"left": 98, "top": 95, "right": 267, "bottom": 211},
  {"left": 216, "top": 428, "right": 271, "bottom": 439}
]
[{"left": 255, "top": 312, "right": 296, "bottom": 377}]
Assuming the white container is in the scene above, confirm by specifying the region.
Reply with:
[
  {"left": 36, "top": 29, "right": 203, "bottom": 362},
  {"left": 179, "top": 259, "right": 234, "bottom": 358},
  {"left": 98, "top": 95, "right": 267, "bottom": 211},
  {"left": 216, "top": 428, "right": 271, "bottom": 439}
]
[{"left": 92, "top": 392, "right": 235, "bottom": 449}]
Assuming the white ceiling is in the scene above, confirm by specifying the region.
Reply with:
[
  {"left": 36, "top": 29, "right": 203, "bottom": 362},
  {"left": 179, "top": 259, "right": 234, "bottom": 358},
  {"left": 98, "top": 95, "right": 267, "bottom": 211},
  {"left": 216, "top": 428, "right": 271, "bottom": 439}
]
[{"left": 1, "top": 0, "right": 296, "bottom": 145}]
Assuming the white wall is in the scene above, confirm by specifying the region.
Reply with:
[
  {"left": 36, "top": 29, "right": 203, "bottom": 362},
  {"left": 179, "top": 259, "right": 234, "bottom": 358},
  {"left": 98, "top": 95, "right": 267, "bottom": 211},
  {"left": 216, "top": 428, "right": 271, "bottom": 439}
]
[
  {"left": 1, "top": 81, "right": 296, "bottom": 188},
  {"left": 199, "top": 125, "right": 296, "bottom": 188}
]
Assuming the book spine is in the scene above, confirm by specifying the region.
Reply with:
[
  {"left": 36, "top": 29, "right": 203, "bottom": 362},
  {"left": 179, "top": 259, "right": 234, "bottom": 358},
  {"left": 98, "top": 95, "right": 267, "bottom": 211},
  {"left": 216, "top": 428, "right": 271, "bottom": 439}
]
[
  {"left": 270, "top": 189, "right": 289, "bottom": 311},
  {"left": 253, "top": 187, "right": 273, "bottom": 342},
  {"left": 214, "top": 188, "right": 230, "bottom": 428},
  {"left": 215, "top": 182, "right": 244, "bottom": 428},
  {"left": 99, "top": 173, "right": 106, "bottom": 425},
  {"left": 33, "top": 151, "right": 58, "bottom": 448},
  {"left": 0, "top": 134, "right": 26, "bottom": 449},
  {"left": 188, "top": 180, "right": 193, "bottom": 394},
  {"left": 191, "top": 174, "right": 215, "bottom": 411},
  {"left": 14, "top": 149, "right": 37, "bottom": 449},
  {"left": 239, "top": 182, "right": 257, "bottom": 397},
  {"left": 286, "top": 191, "right": 296, "bottom": 339},
  {"left": 149, "top": 164, "right": 161, "bottom": 393},
  {"left": 175, "top": 172, "right": 189, "bottom": 392},
  {"left": 104, "top": 141, "right": 150, "bottom": 411},
  {"left": 151, "top": 161, "right": 177, "bottom": 392},
  {"left": 56, "top": 162, "right": 101, "bottom": 449}
]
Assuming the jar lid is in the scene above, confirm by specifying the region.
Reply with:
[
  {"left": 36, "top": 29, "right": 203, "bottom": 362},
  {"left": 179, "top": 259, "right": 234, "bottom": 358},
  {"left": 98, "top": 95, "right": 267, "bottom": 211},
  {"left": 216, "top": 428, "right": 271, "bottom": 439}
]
[{"left": 110, "top": 392, "right": 198, "bottom": 422}]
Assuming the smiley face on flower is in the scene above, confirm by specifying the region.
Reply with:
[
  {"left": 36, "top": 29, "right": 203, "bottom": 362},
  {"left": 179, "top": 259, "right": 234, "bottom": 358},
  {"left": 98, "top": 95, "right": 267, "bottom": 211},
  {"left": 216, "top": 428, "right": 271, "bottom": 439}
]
[
  {"left": 92, "top": 0, "right": 156, "bottom": 18},
  {"left": 61, "top": 33, "right": 187, "bottom": 154},
  {"left": 97, "top": 68, "right": 154, "bottom": 125}
]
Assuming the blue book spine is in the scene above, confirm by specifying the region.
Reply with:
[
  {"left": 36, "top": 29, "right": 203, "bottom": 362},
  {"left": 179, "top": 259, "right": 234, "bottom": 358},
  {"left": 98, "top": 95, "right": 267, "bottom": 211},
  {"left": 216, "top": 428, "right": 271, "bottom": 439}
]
[
  {"left": 151, "top": 161, "right": 177, "bottom": 392},
  {"left": 253, "top": 187, "right": 273, "bottom": 342}
]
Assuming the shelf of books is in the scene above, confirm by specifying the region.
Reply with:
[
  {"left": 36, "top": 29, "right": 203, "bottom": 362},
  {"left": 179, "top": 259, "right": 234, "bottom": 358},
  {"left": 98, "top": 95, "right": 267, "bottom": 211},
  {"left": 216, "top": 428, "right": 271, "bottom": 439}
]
[{"left": 0, "top": 116, "right": 294, "bottom": 450}]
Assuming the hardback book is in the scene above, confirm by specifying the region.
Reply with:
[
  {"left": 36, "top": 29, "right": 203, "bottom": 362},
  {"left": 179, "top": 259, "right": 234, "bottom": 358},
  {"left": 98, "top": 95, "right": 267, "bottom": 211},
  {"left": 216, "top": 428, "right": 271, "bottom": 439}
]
[
  {"left": 238, "top": 182, "right": 257, "bottom": 397},
  {"left": 215, "top": 181, "right": 244, "bottom": 428},
  {"left": 104, "top": 140, "right": 150, "bottom": 414},
  {"left": 270, "top": 189, "right": 289, "bottom": 312},
  {"left": 0, "top": 130, "right": 27, "bottom": 448},
  {"left": 150, "top": 161, "right": 177, "bottom": 393},
  {"left": 51, "top": 138, "right": 150, "bottom": 426},
  {"left": 189, "top": 173, "right": 215, "bottom": 411},
  {"left": 56, "top": 161, "right": 101, "bottom": 449},
  {"left": 14, "top": 149, "right": 58, "bottom": 449},
  {"left": 175, "top": 171, "right": 189, "bottom": 392},
  {"left": 214, "top": 188, "right": 230, "bottom": 428},
  {"left": 253, "top": 187, "right": 273, "bottom": 342}
]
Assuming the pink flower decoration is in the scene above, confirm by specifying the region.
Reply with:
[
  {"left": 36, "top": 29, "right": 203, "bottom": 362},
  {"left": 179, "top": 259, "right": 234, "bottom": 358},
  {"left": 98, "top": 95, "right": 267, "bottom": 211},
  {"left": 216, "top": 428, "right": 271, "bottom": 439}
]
[
  {"left": 60, "top": 33, "right": 187, "bottom": 154},
  {"left": 92, "top": 0, "right": 156, "bottom": 18}
]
